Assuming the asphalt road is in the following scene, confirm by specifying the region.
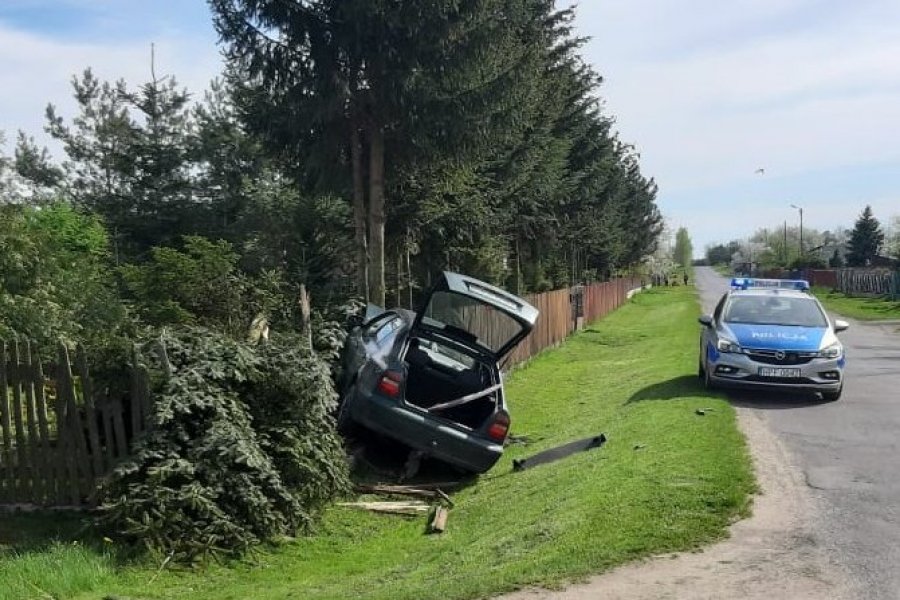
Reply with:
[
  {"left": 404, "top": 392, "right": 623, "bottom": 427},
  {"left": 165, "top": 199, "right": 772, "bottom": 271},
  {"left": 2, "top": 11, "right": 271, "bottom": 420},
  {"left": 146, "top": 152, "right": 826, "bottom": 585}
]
[{"left": 694, "top": 266, "right": 900, "bottom": 599}]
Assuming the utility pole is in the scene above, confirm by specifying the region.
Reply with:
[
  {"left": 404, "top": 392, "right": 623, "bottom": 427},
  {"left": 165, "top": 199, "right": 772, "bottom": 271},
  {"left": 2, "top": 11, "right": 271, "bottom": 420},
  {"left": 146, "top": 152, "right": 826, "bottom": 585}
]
[{"left": 790, "top": 204, "right": 804, "bottom": 259}]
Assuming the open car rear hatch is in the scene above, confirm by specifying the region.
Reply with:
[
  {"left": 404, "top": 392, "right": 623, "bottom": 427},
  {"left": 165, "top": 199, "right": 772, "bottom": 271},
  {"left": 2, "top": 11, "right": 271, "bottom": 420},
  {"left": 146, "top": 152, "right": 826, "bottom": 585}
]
[{"left": 412, "top": 272, "right": 539, "bottom": 361}]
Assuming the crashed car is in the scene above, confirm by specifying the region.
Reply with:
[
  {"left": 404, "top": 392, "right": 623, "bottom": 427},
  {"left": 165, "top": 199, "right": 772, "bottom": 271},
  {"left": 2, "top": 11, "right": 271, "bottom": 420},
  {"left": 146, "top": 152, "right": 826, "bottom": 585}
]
[
  {"left": 698, "top": 278, "right": 848, "bottom": 400},
  {"left": 337, "top": 272, "right": 539, "bottom": 473}
]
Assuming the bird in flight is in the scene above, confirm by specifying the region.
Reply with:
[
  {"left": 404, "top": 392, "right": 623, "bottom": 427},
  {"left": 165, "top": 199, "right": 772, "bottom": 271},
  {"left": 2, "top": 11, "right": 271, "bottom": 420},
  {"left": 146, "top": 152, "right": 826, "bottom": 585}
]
[{"left": 754, "top": 168, "right": 765, "bottom": 175}]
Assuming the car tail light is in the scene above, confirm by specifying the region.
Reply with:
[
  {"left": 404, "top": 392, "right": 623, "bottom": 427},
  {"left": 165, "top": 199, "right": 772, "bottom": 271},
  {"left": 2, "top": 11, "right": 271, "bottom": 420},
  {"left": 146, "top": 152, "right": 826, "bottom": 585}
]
[
  {"left": 376, "top": 370, "right": 403, "bottom": 398},
  {"left": 486, "top": 411, "right": 510, "bottom": 442}
]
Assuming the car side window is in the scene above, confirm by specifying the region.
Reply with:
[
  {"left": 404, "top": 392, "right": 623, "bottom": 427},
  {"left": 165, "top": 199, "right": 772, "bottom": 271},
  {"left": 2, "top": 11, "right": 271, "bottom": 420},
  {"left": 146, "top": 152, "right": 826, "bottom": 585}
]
[
  {"left": 713, "top": 295, "right": 727, "bottom": 323},
  {"left": 373, "top": 317, "right": 402, "bottom": 347},
  {"left": 363, "top": 314, "right": 393, "bottom": 340}
]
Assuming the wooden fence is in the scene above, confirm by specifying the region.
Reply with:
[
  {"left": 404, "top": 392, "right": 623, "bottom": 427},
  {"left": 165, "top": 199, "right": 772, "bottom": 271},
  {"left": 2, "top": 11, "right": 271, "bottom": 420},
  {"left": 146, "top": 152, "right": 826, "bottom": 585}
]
[
  {"left": 835, "top": 269, "right": 900, "bottom": 299},
  {"left": 0, "top": 340, "right": 150, "bottom": 508},
  {"left": 504, "top": 277, "right": 642, "bottom": 369}
]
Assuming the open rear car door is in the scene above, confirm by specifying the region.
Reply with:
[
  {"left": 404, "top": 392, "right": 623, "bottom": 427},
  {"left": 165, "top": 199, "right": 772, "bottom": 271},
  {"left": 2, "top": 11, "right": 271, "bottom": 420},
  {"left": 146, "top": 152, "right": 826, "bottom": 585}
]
[{"left": 412, "top": 272, "right": 539, "bottom": 361}]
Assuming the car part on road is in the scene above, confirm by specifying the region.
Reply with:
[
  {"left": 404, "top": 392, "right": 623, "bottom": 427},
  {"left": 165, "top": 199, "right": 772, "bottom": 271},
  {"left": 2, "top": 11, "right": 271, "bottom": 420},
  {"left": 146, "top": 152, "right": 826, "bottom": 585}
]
[{"left": 512, "top": 433, "right": 607, "bottom": 472}]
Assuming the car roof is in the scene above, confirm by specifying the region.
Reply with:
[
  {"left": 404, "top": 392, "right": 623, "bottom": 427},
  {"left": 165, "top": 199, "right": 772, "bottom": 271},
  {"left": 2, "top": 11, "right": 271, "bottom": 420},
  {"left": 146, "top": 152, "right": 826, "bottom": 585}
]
[{"left": 728, "top": 288, "right": 813, "bottom": 299}]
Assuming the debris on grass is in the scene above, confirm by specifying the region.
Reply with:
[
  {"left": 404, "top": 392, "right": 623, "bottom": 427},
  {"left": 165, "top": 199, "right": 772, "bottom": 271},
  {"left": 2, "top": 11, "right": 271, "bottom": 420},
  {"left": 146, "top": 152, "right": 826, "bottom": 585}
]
[
  {"left": 354, "top": 484, "right": 454, "bottom": 507},
  {"left": 338, "top": 501, "right": 432, "bottom": 516},
  {"left": 512, "top": 433, "right": 607, "bottom": 472},
  {"left": 429, "top": 506, "right": 449, "bottom": 534}
]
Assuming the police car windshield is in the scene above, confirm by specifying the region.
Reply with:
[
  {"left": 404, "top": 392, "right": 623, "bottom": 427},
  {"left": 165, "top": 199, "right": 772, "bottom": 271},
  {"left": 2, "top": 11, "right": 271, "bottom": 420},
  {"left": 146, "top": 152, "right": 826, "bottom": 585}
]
[{"left": 723, "top": 295, "right": 828, "bottom": 328}]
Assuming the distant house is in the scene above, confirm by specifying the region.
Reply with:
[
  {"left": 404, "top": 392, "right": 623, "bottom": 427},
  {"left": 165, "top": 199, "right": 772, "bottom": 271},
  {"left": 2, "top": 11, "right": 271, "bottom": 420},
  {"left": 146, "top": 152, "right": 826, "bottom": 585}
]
[{"left": 869, "top": 254, "right": 900, "bottom": 269}]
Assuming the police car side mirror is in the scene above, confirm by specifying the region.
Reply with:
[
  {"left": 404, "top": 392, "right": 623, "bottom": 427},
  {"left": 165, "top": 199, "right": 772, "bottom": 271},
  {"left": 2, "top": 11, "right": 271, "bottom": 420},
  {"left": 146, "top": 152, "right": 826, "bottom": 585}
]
[
  {"left": 834, "top": 319, "right": 849, "bottom": 333},
  {"left": 698, "top": 314, "right": 714, "bottom": 327}
]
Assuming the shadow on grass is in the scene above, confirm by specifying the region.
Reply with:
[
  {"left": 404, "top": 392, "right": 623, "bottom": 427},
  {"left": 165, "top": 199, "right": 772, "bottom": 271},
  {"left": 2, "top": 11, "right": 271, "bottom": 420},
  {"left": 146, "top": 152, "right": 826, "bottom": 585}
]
[
  {"left": 0, "top": 510, "right": 96, "bottom": 554},
  {"left": 626, "top": 374, "right": 703, "bottom": 404}
]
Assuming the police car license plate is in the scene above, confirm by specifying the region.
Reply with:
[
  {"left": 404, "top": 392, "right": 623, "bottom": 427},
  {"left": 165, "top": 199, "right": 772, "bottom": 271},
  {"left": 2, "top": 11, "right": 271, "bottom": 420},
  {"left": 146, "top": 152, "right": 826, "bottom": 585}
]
[{"left": 758, "top": 367, "right": 800, "bottom": 378}]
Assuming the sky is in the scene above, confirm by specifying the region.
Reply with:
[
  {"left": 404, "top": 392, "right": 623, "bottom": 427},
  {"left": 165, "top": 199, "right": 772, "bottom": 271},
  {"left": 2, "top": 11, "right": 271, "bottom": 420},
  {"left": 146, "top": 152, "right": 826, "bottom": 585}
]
[{"left": 1, "top": 1, "right": 899, "bottom": 256}]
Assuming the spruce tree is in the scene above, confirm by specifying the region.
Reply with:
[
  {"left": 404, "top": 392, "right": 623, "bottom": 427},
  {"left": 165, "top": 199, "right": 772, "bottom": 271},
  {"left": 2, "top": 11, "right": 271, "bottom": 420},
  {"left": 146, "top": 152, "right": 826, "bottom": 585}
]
[{"left": 846, "top": 205, "right": 884, "bottom": 267}]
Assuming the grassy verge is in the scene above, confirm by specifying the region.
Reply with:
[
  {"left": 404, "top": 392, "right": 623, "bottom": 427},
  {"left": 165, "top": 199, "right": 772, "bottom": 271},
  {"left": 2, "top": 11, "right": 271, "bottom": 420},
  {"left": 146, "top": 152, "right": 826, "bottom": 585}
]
[
  {"left": 2, "top": 287, "right": 754, "bottom": 600},
  {"left": 812, "top": 287, "right": 900, "bottom": 321}
]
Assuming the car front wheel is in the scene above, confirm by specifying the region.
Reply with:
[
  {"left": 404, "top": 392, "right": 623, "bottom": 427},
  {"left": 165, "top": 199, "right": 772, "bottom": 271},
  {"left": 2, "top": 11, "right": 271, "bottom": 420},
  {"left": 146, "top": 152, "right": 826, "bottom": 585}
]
[{"left": 822, "top": 386, "right": 843, "bottom": 402}]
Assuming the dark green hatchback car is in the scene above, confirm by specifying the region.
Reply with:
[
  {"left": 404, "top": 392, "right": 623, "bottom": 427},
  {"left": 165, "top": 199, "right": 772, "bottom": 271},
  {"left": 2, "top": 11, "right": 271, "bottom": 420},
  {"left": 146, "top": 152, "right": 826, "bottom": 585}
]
[{"left": 337, "top": 272, "right": 539, "bottom": 473}]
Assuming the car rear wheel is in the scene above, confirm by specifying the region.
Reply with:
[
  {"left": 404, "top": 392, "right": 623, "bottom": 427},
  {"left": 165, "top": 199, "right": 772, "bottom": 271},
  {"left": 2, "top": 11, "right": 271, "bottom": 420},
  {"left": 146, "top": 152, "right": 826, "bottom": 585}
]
[
  {"left": 336, "top": 384, "right": 360, "bottom": 436},
  {"left": 822, "top": 386, "right": 842, "bottom": 402}
]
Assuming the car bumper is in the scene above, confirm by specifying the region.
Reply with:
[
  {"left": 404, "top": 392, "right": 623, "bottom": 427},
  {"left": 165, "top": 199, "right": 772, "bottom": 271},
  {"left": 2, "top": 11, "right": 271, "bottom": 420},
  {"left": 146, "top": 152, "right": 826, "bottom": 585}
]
[
  {"left": 349, "top": 392, "right": 504, "bottom": 473},
  {"left": 707, "top": 352, "right": 844, "bottom": 394}
]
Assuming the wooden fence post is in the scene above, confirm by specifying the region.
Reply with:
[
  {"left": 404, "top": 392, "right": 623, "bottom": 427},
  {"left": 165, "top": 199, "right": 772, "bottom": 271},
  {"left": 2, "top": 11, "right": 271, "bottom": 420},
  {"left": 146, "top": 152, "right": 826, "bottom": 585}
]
[
  {"left": 23, "top": 341, "right": 45, "bottom": 505},
  {"left": 11, "top": 340, "right": 31, "bottom": 502},
  {"left": 0, "top": 342, "right": 12, "bottom": 503},
  {"left": 33, "top": 352, "right": 54, "bottom": 506},
  {"left": 76, "top": 345, "right": 104, "bottom": 493}
]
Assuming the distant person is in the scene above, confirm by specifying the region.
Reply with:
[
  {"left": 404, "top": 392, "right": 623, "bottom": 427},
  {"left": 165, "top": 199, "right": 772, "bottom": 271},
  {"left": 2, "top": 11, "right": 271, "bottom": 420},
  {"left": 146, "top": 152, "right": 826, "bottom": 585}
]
[{"left": 683, "top": 271, "right": 689, "bottom": 286}]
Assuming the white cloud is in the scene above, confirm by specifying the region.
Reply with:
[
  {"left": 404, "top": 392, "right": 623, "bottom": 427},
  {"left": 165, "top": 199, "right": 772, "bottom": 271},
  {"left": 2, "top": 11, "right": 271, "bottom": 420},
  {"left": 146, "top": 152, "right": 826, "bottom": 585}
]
[
  {"left": 575, "top": 0, "right": 900, "bottom": 251},
  {"left": 0, "top": 22, "right": 223, "bottom": 153}
]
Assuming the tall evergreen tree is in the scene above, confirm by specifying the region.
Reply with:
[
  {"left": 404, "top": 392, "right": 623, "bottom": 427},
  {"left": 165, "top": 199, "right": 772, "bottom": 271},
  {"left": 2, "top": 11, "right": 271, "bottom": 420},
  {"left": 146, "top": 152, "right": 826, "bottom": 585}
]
[
  {"left": 46, "top": 66, "right": 199, "bottom": 259},
  {"left": 846, "top": 205, "right": 884, "bottom": 267}
]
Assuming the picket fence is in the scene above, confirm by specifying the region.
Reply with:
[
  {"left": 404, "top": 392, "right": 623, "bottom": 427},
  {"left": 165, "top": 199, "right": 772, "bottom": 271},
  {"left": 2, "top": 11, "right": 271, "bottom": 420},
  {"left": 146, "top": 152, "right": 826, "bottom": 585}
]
[{"left": 0, "top": 340, "right": 150, "bottom": 508}]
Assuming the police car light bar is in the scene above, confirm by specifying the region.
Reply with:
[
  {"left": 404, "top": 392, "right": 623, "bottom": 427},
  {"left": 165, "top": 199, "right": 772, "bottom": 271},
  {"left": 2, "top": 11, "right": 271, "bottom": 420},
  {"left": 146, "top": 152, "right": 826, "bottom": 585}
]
[{"left": 730, "top": 278, "right": 810, "bottom": 291}]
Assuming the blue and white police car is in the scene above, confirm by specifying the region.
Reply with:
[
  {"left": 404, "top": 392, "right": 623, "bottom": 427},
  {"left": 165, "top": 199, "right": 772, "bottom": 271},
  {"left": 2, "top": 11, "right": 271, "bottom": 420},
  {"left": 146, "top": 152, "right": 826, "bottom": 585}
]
[{"left": 698, "top": 278, "right": 849, "bottom": 401}]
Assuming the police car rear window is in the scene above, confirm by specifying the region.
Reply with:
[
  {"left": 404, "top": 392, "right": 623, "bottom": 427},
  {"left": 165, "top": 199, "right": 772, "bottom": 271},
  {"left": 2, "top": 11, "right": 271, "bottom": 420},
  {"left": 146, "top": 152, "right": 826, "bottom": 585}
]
[{"left": 723, "top": 296, "right": 827, "bottom": 328}]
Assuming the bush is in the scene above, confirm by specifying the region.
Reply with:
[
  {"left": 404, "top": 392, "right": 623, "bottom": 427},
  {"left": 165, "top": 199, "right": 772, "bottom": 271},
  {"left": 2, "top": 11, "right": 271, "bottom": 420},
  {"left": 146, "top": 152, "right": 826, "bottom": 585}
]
[
  {"left": 0, "top": 203, "right": 128, "bottom": 354},
  {"left": 98, "top": 327, "right": 350, "bottom": 562}
]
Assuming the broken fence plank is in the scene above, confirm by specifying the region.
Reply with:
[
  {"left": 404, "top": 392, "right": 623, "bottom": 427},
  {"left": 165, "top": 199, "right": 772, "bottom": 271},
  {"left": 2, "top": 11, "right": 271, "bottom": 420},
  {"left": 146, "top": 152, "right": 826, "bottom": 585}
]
[
  {"left": 512, "top": 433, "right": 607, "bottom": 472},
  {"left": 354, "top": 484, "right": 437, "bottom": 499},
  {"left": 338, "top": 501, "right": 431, "bottom": 516}
]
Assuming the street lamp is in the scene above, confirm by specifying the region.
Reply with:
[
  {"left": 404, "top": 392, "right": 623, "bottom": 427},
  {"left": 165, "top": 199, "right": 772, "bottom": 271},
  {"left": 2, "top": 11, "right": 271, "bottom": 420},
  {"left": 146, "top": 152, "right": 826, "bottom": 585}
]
[{"left": 790, "top": 203, "right": 804, "bottom": 258}]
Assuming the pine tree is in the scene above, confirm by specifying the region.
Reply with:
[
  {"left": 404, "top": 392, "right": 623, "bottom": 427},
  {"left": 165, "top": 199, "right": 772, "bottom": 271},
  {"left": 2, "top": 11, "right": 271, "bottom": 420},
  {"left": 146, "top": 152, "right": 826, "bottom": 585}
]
[{"left": 846, "top": 205, "right": 884, "bottom": 267}]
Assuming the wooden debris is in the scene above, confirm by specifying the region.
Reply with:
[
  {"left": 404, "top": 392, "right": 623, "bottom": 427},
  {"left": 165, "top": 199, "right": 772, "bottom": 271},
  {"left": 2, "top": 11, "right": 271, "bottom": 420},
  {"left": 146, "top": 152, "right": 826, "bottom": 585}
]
[
  {"left": 354, "top": 483, "right": 457, "bottom": 508},
  {"left": 429, "top": 505, "right": 449, "bottom": 534},
  {"left": 338, "top": 501, "right": 431, "bottom": 516},
  {"left": 354, "top": 484, "right": 438, "bottom": 499}
]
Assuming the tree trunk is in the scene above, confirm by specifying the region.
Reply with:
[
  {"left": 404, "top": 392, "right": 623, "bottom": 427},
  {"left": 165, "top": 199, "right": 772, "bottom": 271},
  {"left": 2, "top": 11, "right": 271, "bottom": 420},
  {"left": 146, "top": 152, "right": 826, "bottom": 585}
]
[
  {"left": 368, "top": 124, "right": 386, "bottom": 307},
  {"left": 351, "top": 125, "right": 369, "bottom": 301}
]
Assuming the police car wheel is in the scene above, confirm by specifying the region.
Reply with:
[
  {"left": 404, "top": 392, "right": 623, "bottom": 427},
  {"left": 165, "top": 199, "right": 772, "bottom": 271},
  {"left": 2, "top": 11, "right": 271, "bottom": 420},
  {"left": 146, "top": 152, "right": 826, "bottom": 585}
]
[
  {"left": 703, "top": 361, "right": 715, "bottom": 390},
  {"left": 821, "top": 387, "right": 842, "bottom": 402}
]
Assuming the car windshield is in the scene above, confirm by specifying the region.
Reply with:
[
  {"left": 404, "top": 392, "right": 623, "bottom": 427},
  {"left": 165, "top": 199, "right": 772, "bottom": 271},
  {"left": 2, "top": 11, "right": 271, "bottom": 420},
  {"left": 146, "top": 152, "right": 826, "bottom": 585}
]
[
  {"left": 723, "top": 295, "right": 828, "bottom": 328},
  {"left": 421, "top": 291, "right": 525, "bottom": 354}
]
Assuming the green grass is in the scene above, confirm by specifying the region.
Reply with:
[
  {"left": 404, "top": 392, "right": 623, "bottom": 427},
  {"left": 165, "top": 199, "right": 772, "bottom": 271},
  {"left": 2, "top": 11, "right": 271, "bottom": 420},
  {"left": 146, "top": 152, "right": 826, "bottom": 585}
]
[
  {"left": 1, "top": 288, "right": 754, "bottom": 600},
  {"left": 812, "top": 287, "right": 900, "bottom": 321},
  {"left": 711, "top": 264, "right": 733, "bottom": 277}
]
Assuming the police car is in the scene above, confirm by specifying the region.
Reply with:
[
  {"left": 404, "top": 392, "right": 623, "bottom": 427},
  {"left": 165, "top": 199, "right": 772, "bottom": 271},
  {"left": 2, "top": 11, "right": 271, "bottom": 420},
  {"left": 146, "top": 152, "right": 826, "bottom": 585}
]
[{"left": 698, "top": 278, "right": 849, "bottom": 401}]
